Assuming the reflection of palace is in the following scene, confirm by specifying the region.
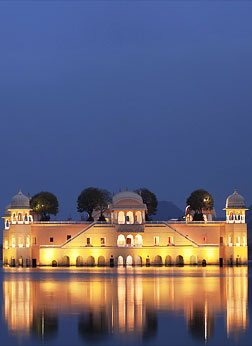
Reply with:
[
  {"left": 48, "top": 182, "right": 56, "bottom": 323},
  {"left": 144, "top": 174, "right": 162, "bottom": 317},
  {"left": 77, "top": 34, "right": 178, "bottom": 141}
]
[
  {"left": 2, "top": 188, "right": 248, "bottom": 266},
  {"left": 2, "top": 267, "right": 248, "bottom": 342}
]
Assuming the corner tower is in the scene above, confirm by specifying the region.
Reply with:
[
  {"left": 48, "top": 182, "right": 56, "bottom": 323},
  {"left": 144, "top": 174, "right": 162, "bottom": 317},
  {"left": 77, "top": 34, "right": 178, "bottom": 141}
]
[
  {"left": 224, "top": 188, "right": 248, "bottom": 223},
  {"left": 2, "top": 189, "right": 33, "bottom": 266}
]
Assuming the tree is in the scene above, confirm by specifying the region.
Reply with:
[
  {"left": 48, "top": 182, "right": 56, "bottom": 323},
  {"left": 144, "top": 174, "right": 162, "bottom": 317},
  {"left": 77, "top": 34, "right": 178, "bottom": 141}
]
[
  {"left": 77, "top": 187, "right": 111, "bottom": 221},
  {"left": 96, "top": 189, "right": 112, "bottom": 221},
  {"left": 186, "top": 189, "right": 214, "bottom": 221},
  {"left": 30, "top": 192, "right": 59, "bottom": 221},
  {"left": 135, "top": 188, "right": 158, "bottom": 221}
]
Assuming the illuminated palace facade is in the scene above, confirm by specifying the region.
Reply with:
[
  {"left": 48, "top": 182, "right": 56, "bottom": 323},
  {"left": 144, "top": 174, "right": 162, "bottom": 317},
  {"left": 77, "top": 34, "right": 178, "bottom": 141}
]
[{"left": 2, "top": 189, "right": 248, "bottom": 267}]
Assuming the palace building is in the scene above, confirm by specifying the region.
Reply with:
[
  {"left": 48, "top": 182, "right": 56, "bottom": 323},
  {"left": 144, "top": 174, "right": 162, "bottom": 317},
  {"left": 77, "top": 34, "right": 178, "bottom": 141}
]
[{"left": 2, "top": 188, "right": 248, "bottom": 267}]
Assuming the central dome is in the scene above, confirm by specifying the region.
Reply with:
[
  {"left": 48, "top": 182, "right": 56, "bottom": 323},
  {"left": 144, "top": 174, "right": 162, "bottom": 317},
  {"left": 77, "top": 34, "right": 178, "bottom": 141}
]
[
  {"left": 226, "top": 188, "right": 246, "bottom": 209},
  {"left": 10, "top": 189, "right": 30, "bottom": 209},
  {"left": 112, "top": 191, "right": 143, "bottom": 206}
]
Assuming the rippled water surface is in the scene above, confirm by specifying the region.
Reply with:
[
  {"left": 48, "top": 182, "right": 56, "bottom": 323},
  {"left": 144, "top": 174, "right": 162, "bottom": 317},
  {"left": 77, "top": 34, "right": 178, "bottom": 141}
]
[{"left": 0, "top": 265, "right": 251, "bottom": 345}]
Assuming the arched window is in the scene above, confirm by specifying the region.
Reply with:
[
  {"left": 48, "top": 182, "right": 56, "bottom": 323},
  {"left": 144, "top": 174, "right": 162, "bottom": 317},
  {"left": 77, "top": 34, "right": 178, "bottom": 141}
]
[
  {"left": 26, "top": 236, "right": 30, "bottom": 248},
  {"left": 118, "top": 211, "right": 125, "bottom": 224},
  {"left": 18, "top": 213, "right": 22, "bottom": 221},
  {"left": 126, "top": 211, "right": 134, "bottom": 224},
  {"left": 135, "top": 234, "right": 143, "bottom": 247},
  {"left": 135, "top": 211, "right": 142, "bottom": 224},
  {"left": 117, "top": 234, "right": 126, "bottom": 247}
]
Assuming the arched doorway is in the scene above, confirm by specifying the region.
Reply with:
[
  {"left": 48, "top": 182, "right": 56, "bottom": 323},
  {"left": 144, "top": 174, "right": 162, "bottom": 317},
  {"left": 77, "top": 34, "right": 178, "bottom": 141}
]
[
  {"left": 190, "top": 255, "right": 197, "bottom": 265},
  {"left": 126, "top": 235, "right": 134, "bottom": 247},
  {"left": 118, "top": 256, "right": 124, "bottom": 266},
  {"left": 11, "top": 257, "right": 15, "bottom": 267},
  {"left": 76, "top": 256, "right": 83, "bottom": 267},
  {"left": 176, "top": 255, "right": 184, "bottom": 266},
  {"left": 52, "top": 260, "right": 58, "bottom": 267},
  {"left": 62, "top": 256, "right": 70, "bottom": 266},
  {"left": 126, "top": 255, "right": 133, "bottom": 266},
  {"left": 18, "top": 257, "right": 23, "bottom": 267},
  {"left": 110, "top": 256, "right": 114, "bottom": 267},
  {"left": 87, "top": 256, "right": 95, "bottom": 266},
  {"left": 117, "top": 234, "right": 126, "bottom": 247},
  {"left": 154, "top": 255, "right": 162, "bottom": 266},
  {"left": 135, "top": 256, "right": 142, "bottom": 266},
  {"left": 135, "top": 234, "right": 143, "bottom": 247},
  {"left": 98, "top": 256, "right": 105, "bottom": 266},
  {"left": 165, "top": 255, "right": 172, "bottom": 266}
]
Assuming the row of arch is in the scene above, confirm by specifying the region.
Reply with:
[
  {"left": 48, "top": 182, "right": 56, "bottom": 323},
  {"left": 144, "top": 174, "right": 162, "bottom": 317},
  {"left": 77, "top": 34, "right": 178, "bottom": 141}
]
[
  {"left": 117, "top": 234, "right": 143, "bottom": 247},
  {"left": 50, "top": 255, "right": 201, "bottom": 267},
  {"left": 5, "top": 214, "right": 33, "bottom": 229},
  {"left": 116, "top": 211, "right": 143, "bottom": 224},
  {"left": 226, "top": 211, "right": 245, "bottom": 223}
]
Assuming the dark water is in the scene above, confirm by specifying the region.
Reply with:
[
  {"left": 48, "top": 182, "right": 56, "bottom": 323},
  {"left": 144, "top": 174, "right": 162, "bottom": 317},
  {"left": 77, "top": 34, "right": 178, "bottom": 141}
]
[{"left": 0, "top": 265, "right": 251, "bottom": 345}]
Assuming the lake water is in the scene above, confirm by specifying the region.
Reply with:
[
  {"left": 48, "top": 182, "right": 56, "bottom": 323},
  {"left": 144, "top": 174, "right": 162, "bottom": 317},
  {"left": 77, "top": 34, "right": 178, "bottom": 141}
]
[{"left": 0, "top": 265, "right": 251, "bottom": 345}]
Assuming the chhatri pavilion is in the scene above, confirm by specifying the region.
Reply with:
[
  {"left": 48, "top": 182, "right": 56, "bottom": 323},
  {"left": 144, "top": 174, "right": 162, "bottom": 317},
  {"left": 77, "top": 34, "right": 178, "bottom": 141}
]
[{"left": 2, "top": 189, "right": 248, "bottom": 267}]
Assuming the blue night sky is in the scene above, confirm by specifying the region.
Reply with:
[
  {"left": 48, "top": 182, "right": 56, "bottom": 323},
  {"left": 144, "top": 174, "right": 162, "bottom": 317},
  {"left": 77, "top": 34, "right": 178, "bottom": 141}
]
[{"left": 0, "top": 1, "right": 252, "bottom": 219}]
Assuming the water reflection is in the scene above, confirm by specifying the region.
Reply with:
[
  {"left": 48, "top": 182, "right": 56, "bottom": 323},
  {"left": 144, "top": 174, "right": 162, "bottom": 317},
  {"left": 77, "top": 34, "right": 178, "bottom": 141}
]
[{"left": 2, "top": 267, "right": 249, "bottom": 344}]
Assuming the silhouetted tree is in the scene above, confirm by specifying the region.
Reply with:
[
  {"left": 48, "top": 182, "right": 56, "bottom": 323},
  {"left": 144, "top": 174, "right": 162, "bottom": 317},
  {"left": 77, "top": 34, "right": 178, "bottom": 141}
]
[
  {"left": 96, "top": 189, "right": 112, "bottom": 221},
  {"left": 186, "top": 189, "right": 214, "bottom": 221},
  {"left": 30, "top": 192, "right": 59, "bottom": 221},
  {"left": 77, "top": 188, "right": 111, "bottom": 221},
  {"left": 135, "top": 188, "right": 158, "bottom": 221}
]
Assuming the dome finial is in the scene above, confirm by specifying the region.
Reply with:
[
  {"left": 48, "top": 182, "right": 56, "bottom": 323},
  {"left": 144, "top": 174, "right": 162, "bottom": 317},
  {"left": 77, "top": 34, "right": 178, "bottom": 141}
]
[
  {"left": 18, "top": 187, "right": 22, "bottom": 194},
  {"left": 234, "top": 186, "right": 237, "bottom": 193}
]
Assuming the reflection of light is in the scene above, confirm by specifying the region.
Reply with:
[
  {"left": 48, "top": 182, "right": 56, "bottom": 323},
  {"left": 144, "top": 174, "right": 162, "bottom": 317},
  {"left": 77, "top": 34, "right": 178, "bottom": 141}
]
[
  {"left": 226, "top": 267, "right": 248, "bottom": 337},
  {"left": 4, "top": 280, "right": 33, "bottom": 334},
  {"left": 204, "top": 302, "right": 208, "bottom": 341},
  {"left": 118, "top": 276, "right": 126, "bottom": 332},
  {"left": 2, "top": 267, "right": 249, "bottom": 341}
]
